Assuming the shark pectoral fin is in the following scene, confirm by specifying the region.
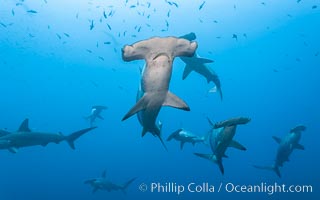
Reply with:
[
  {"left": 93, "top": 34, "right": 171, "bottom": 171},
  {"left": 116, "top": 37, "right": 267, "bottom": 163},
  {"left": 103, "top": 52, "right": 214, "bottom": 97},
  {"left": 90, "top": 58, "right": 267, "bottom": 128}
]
[
  {"left": 197, "top": 57, "right": 214, "bottom": 64},
  {"left": 122, "top": 94, "right": 149, "bottom": 121},
  {"left": 182, "top": 65, "right": 193, "bottom": 80},
  {"left": 8, "top": 147, "right": 18, "bottom": 153},
  {"left": 272, "top": 136, "right": 282, "bottom": 144},
  {"left": 18, "top": 118, "right": 31, "bottom": 132},
  {"left": 229, "top": 140, "right": 246, "bottom": 151},
  {"left": 163, "top": 92, "right": 190, "bottom": 111},
  {"left": 295, "top": 143, "right": 305, "bottom": 150},
  {"left": 194, "top": 153, "right": 214, "bottom": 161}
]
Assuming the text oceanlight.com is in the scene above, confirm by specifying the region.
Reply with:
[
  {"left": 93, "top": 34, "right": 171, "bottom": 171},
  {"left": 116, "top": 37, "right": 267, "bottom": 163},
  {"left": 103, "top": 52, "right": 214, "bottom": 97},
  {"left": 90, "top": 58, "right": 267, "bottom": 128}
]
[{"left": 138, "top": 182, "right": 313, "bottom": 195}]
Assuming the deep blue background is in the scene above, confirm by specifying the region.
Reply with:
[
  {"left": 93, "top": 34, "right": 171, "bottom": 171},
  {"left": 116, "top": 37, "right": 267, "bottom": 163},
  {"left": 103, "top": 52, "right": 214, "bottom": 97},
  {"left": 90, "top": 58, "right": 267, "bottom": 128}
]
[{"left": 0, "top": 0, "right": 319, "bottom": 199}]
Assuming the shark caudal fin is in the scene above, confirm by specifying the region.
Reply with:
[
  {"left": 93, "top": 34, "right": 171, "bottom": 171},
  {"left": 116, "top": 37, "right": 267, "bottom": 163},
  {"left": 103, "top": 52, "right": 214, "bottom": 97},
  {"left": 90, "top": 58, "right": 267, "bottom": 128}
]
[
  {"left": 65, "top": 127, "right": 97, "bottom": 149},
  {"left": 121, "top": 177, "right": 137, "bottom": 194},
  {"left": 253, "top": 165, "right": 281, "bottom": 178},
  {"left": 162, "top": 91, "right": 190, "bottom": 111},
  {"left": 194, "top": 153, "right": 224, "bottom": 174}
]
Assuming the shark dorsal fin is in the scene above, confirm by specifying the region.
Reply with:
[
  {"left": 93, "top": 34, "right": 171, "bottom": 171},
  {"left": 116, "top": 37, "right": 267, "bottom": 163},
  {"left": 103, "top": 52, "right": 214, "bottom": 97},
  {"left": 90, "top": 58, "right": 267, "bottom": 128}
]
[
  {"left": 18, "top": 119, "right": 31, "bottom": 132},
  {"left": 101, "top": 170, "right": 106, "bottom": 178}
]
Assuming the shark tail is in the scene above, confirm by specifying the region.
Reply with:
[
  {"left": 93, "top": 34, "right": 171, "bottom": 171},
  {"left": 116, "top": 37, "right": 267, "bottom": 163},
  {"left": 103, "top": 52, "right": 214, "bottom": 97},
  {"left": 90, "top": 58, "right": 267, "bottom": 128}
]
[
  {"left": 253, "top": 165, "right": 281, "bottom": 178},
  {"left": 121, "top": 177, "right": 137, "bottom": 194},
  {"left": 194, "top": 153, "right": 224, "bottom": 174},
  {"left": 65, "top": 127, "right": 97, "bottom": 149},
  {"left": 156, "top": 121, "right": 168, "bottom": 151}
]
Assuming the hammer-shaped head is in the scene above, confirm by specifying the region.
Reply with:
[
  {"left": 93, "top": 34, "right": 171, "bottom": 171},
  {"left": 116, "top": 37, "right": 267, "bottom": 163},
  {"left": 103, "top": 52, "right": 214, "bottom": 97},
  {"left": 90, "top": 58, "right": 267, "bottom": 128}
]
[{"left": 122, "top": 36, "right": 197, "bottom": 62}]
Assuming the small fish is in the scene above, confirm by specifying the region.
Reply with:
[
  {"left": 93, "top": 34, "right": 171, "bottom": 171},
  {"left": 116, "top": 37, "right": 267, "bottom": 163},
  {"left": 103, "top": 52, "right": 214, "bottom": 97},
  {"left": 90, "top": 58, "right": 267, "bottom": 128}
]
[
  {"left": 63, "top": 33, "right": 70, "bottom": 37},
  {"left": 216, "top": 36, "right": 221, "bottom": 39},
  {"left": 315, "top": 52, "right": 319, "bottom": 56},
  {"left": 147, "top": 2, "right": 151, "bottom": 8},
  {"left": 56, "top": 33, "right": 61, "bottom": 39},
  {"left": 90, "top": 20, "right": 94, "bottom": 30},
  {"left": 199, "top": 18, "right": 203, "bottom": 23},
  {"left": 107, "top": 23, "right": 112, "bottom": 30},
  {"left": 98, "top": 56, "right": 105, "bottom": 61},
  {"left": 0, "top": 22, "right": 7, "bottom": 28},
  {"left": 261, "top": 2, "right": 266, "bottom": 5},
  {"left": 16, "top": 3, "right": 23, "bottom": 6},
  {"left": 165, "top": 20, "right": 169, "bottom": 27},
  {"left": 130, "top": 5, "right": 136, "bottom": 8},
  {"left": 123, "top": 31, "right": 127, "bottom": 36},
  {"left": 131, "top": 34, "right": 137, "bottom": 37},
  {"left": 76, "top": 13, "right": 79, "bottom": 19},
  {"left": 12, "top": 9, "right": 15, "bottom": 16},
  {"left": 28, "top": 33, "right": 35, "bottom": 38},
  {"left": 47, "top": 25, "right": 50, "bottom": 29},
  {"left": 137, "top": 26, "right": 141, "bottom": 32},
  {"left": 296, "top": 58, "right": 301, "bottom": 62},
  {"left": 172, "top": 2, "right": 178, "bottom": 8},
  {"left": 96, "top": 42, "right": 99, "bottom": 48},
  {"left": 104, "top": 41, "right": 111, "bottom": 45},
  {"left": 90, "top": 80, "right": 99, "bottom": 87},
  {"left": 243, "top": 33, "right": 247, "bottom": 38},
  {"left": 113, "top": 48, "right": 117, "bottom": 53},
  {"left": 86, "top": 49, "right": 92, "bottom": 53},
  {"left": 27, "top": 10, "right": 38, "bottom": 14},
  {"left": 312, "top": 5, "right": 317, "bottom": 9},
  {"left": 44, "top": 0, "right": 47, "bottom": 3},
  {"left": 232, "top": 34, "right": 238, "bottom": 41},
  {"left": 103, "top": 11, "right": 107, "bottom": 18},
  {"left": 213, "top": 20, "right": 218, "bottom": 23},
  {"left": 297, "top": 0, "right": 302, "bottom": 3},
  {"left": 167, "top": 10, "right": 171, "bottom": 17},
  {"left": 145, "top": 23, "right": 151, "bottom": 27},
  {"left": 147, "top": 14, "right": 150, "bottom": 18},
  {"left": 199, "top": 1, "right": 206, "bottom": 10}
]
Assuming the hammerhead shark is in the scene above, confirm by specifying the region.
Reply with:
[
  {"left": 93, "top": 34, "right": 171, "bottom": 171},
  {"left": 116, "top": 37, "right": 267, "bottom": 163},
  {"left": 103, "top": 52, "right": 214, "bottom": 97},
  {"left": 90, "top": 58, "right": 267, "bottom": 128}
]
[
  {"left": 136, "top": 65, "right": 167, "bottom": 150},
  {"left": 121, "top": 36, "right": 197, "bottom": 145},
  {"left": 179, "top": 32, "right": 223, "bottom": 100},
  {"left": 0, "top": 118, "right": 96, "bottom": 153},
  {"left": 194, "top": 117, "right": 250, "bottom": 174},
  {"left": 85, "top": 105, "right": 107, "bottom": 127},
  {"left": 84, "top": 170, "right": 136, "bottom": 194},
  {"left": 167, "top": 128, "right": 207, "bottom": 149},
  {"left": 253, "top": 125, "right": 306, "bottom": 177}
]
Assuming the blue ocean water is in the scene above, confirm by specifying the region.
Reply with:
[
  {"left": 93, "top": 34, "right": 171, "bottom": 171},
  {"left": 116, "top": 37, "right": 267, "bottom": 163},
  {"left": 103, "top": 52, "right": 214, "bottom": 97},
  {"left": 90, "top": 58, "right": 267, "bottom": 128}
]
[{"left": 0, "top": 0, "right": 319, "bottom": 199}]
